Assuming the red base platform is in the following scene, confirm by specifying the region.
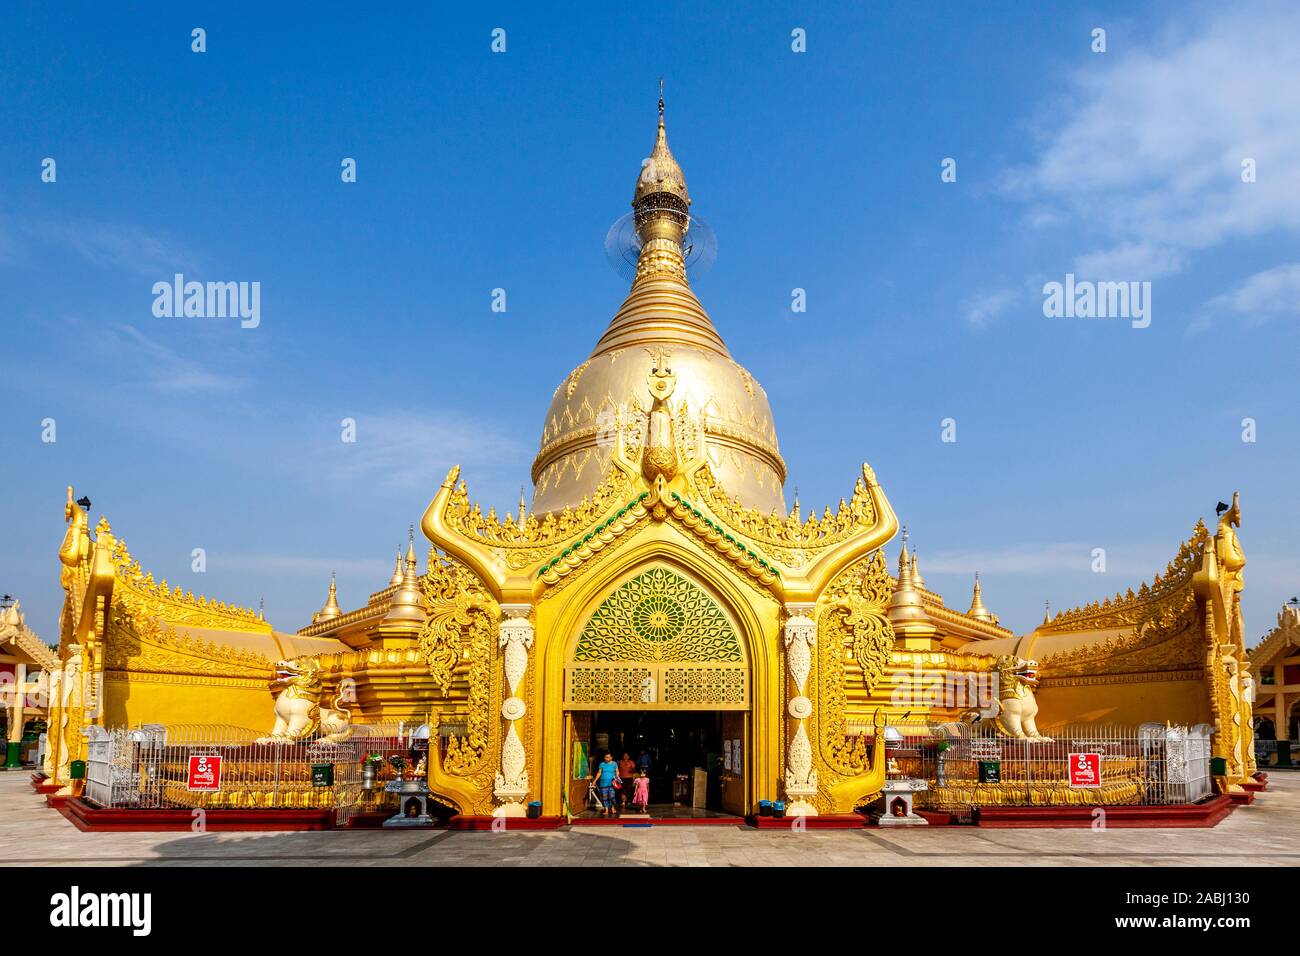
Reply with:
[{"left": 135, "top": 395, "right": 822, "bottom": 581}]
[
  {"left": 30, "top": 773, "right": 61, "bottom": 795},
  {"left": 1242, "top": 773, "right": 1267, "bottom": 793},
  {"left": 57, "top": 797, "right": 338, "bottom": 832},
  {"left": 974, "top": 795, "right": 1236, "bottom": 828}
]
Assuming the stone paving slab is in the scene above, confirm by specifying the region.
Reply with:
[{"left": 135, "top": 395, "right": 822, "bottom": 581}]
[{"left": 2, "top": 772, "right": 1296, "bottom": 867}]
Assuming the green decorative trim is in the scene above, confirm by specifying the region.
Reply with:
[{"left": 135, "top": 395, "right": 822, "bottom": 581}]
[
  {"left": 668, "top": 492, "right": 780, "bottom": 577},
  {"left": 537, "top": 492, "right": 651, "bottom": 578}
]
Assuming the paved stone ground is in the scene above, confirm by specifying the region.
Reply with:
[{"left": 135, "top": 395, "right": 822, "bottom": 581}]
[{"left": 2, "top": 772, "right": 1297, "bottom": 867}]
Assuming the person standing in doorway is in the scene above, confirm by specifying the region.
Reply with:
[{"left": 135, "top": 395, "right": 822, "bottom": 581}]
[
  {"left": 617, "top": 751, "right": 637, "bottom": 810},
  {"left": 592, "top": 752, "right": 620, "bottom": 816},
  {"left": 632, "top": 769, "right": 651, "bottom": 815}
]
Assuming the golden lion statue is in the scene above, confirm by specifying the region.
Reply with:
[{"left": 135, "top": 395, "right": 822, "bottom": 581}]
[
  {"left": 257, "top": 658, "right": 354, "bottom": 744},
  {"left": 965, "top": 655, "right": 1052, "bottom": 742}
]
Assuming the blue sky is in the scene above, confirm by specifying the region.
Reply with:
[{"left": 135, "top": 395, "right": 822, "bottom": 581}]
[{"left": 1, "top": 1, "right": 1296, "bottom": 646}]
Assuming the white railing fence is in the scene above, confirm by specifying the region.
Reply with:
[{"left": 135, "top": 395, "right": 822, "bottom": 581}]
[
  {"left": 854, "top": 720, "right": 1214, "bottom": 808},
  {"left": 84, "top": 721, "right": 412, "bottom": 818}
]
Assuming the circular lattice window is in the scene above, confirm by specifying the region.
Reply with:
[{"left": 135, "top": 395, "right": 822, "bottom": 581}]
[{"left": 573, "top": 567, "right": 742, "bottom": 663}]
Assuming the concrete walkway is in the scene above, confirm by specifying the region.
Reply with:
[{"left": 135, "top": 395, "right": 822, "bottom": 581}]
[{"left": 2, "top": 772, "right": 1297, "bottom": 867}]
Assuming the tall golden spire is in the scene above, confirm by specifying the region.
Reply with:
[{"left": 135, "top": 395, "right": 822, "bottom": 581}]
[{"left": 630, "top": 79, "right": 693, "bottom": 287}]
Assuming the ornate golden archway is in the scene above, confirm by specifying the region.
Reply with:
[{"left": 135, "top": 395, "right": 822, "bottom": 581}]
[{"left": 563, "top": 566, "right": 749, "bottom": 710}]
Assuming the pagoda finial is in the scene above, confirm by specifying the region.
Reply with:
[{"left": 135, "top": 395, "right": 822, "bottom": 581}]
[
  {"left": 406, "top": 524, "right": 417, "bottom": 570},
  {"left": 968, "top": 572, "right": 992, "bottom": 622},
  {"left": 314, "top": 571, "right": 342, "bottom": 623},
  {"left": 1042, "top": 599, "right": 1051, "bottom": 626},
  {"left": 632, "top": 78, "right": 691, "bottom": 283}
]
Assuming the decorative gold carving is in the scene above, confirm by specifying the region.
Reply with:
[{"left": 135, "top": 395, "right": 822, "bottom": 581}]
[
  {"left": 663, "top": 492, "right": 782, "bottom": 588},
  {"left": 103, "top": 530, "right": 263, "bottom": 631},
  {"left": 418, "top": 550, "right": 499, "bottom": 694},
  {"left": 693, "top": 462, "right": 879, "bottom": 559},
  {"left": 663, "top": 666, "right": 746, "bottom": 705},
  {"left": 537, "top": 492, "right": 650, "bottom": 585},
  {"left": 573, "top": 567, "right": 742, "bottom": 664},
  {"left": 1041, "top": 590, "right": 1201, "bottom": 677},
  {"left": 821, "top": 550, "right": 895, "bottom": 695},
  {"left": 812, "top": 551, "right": 895, "bottom": 801},
  {"left": 1044, "top": 520, "right": 1209, "bottom": 633},
  {"left": 103, "top": 601, "right": 273, "bottom": 680},
  {"left": 642, "top": 350, "right": 680, "bottom": 484},
  {"left": 931, "top": 780, "right": 1143, "bottom": 807},
  {"left": 563, "top": 663, "right": 747, "bottom": 708},
  {"left": 441, "top": 465, "right": 634, "bottom": 567},
  {"left": 566, "top": 666, "right": 655, "bottom": 706}
]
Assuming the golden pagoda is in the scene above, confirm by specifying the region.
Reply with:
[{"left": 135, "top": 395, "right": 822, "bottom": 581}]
[{"left": 41, "top": 95, "right": 1259, "bottom": 816}]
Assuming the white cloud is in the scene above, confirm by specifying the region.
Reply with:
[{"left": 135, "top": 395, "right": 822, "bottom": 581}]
[
  {"left": 17, "top": 217, "right": 197, "bottom": 277},
  {"left": 1201, "top": 262, "right": 1300, "bottom": 324},
  {"left": 321, "top": 410, "right": 526, "bottom": 491},
  {"left": 919, "top": 541, "right": 1166, "bottom": 580},
  {"left": 1013, "top": 3, "right": 1300, "bottom": 279},
  {"left": 961, "top": 289, "right": 1017, "bottom": 327},
  {"left": 1073, "top": 241, "right": 1186, "bottom": 280},
  {"left": 107, "top": 324, "right": 244, "bottom": 393},
  {"left": 219, "top": 553, "right": 392, "bottom": 580}
]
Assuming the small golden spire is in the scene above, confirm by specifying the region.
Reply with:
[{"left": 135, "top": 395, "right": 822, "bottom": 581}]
[
  {"left": 315, "top": 571, "right": 341, "bottom": 623},
  {"left": 389, "top": 547, "right": 404, "bottom": 587},
  {"left": 518, "top": 486, "right": 528, "bottom": 527},
  {"left": 1042, "top": 600, "right": 1052, "bottom": 626},
  {"left": 910, "top": 548, "right": 925, "bottom": 589},
  {"left": 385, "top": 530, "right": 428, "bottom": 627},
  {"left": 967, "top": 572, "right": 992, "bottom": 622}
]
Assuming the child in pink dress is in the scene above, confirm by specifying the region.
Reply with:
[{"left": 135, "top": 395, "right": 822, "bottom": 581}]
[{"left": 632, "top": 770, "right": 651, "bottom": 813}]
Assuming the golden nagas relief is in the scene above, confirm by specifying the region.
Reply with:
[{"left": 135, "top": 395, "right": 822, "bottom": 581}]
[{"left": 418, "top": 549, "right": 499, "bottom": 694}]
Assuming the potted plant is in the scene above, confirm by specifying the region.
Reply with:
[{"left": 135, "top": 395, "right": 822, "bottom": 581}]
[{"left": 361, "top": 753, "right": 383, "bottom": 791}]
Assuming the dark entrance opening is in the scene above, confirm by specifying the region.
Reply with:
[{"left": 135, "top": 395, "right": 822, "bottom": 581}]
[{"left": 581, "top": 710, "right": 743, "bottom": 817}]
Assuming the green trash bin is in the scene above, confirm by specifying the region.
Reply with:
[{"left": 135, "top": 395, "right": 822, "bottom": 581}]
[
  {"left": 1209, "top": 756, "right": 1228, "bottom": 776},
  {"left": 69, "top": 759, "right": 86, "bottom": 779},
  {"left": 1277, "top": 741, "right": 1292, "bottom": 767}
]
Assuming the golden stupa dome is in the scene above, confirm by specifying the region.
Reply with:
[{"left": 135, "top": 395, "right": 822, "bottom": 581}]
[{"left": 531, "top": 90, "right": 786, "bottom": 516}]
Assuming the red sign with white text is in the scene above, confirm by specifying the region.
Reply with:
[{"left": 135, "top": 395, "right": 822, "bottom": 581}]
[
  {"left": 186, "top": 754, "right": 223, "bottom": 792},
  {"left": 1068, "top": 752, "right": 1101, "bottom": 788}
]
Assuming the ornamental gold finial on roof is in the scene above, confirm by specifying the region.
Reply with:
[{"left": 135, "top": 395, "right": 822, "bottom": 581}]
[{"left": 631, "top": 80, "right": 692, "bottom": 285}]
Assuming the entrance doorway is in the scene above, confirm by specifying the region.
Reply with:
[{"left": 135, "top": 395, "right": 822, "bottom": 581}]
[{"left": 577, "top": 710, "right": 746, "bottom": 817}]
